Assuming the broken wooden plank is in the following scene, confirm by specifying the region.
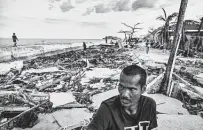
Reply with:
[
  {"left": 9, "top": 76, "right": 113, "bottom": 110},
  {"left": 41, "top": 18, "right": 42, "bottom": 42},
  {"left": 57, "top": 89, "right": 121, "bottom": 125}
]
[
  {"left": 21, "top": 67, "right": 62, "bottom": 75},
  {"left": 173, "top": 73, "right": 203, "bottom": 99},
  {"left": 37, "top": 74, "right": 72, "bottom": 91},
  {"left": 146, "top": 73, "right": 164, "bottom": 94},
  {"left": 0, "top": 91, "right": 19, "bottom": 98},
  {"left": 38, "top": 69, "right": 85, "bottom": 91},
  {"left": 55, "top": 102, "right": 86, "bottom": 109},
  {"left": 0, "top": 106, "right": 30, "bottom": 112},
  {"left": 59, "top": 119, "right": 90, "bottom": 130},
  {"left": 0, "top": 101, "right": 47, "bottom": 127},
  {"left": 0, "top": 106, "right": 31, "bottom": 118}
]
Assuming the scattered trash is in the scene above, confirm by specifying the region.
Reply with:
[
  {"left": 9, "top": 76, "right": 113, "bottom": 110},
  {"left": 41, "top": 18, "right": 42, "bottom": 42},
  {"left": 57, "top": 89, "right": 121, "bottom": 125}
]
[{"left": 1, "top": 44, "right": 202, "bottom": 129}]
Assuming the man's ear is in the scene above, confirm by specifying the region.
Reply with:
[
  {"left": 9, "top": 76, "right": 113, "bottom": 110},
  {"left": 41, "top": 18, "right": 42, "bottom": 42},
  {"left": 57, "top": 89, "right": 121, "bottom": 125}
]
[{"left": 141, "top": 85, "right": 146, "bottom": 94}]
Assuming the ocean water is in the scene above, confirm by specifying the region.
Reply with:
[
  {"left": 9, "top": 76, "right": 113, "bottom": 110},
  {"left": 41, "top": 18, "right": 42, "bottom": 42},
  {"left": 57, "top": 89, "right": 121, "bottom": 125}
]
[{"left": 0, "top": 38, "right": 104, "bottom": 47}]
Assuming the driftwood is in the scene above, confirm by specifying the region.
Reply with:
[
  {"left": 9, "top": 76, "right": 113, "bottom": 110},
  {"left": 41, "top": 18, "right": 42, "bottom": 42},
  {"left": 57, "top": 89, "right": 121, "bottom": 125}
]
[
  {"left": 0, "top": 106, "right": 31, "bottom": 118},
  {"left": 0, "top": 91, "right": 49, "bottom": 112},
  {"left": 55, "top": 102, "right": 86, "bottom": 109},
  {"left": 59, "top": 119, "right": 90, "bottom": 130},
  {"left": 37, "top": 74, "right": 71, "bottom": 91},
  {"left": 146, "top": 73, "right": 165, "bottom": 93},
  {"left": 38, "top": 69, "right": 85, "bottom": 91},
  {"left": 69, "top": 70, "right": 85, "bottom": 87},
  {"left": 0, "top": 91, "right": 18, "bottom": 98},
  {"left": 173, "top": 73, "right": 203, "bottom": 99},
  {"left": 0, "top": 101, "right": 47, "bottom": 127},
  {"left": 173, "top": 73, "right": 191, "bottom": 86},
  {"left": 0, "top": 106, "right": 30, "bottom": 112},
  {"left": 0, "top": 91, "right": 49, "bottom": 100}
]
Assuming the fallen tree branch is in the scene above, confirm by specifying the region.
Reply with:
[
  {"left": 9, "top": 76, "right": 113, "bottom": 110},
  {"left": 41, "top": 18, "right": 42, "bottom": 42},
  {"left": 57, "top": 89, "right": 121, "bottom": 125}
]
[
  {"left": 38, "top": 74, "right": 72, "bottom": 91},
  {"left": 173, "top": 73, "right": 191, "bottom": 86},
  {"left": 173, "top": 73, "right": 203, "bottom": 99},
  {"left": 0, "top": 101, "right": 47, "bottom": 127},
  {"left": 146, "top": 73, "right": 165, "bottom": 93}
]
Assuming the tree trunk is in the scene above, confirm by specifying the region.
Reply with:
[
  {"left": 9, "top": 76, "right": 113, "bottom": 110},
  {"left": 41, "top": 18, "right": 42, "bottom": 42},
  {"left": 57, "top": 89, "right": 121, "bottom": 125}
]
[
  {"left": 182, "top": 22, "right": 185, "bottom": 51},
  {"left": 125, "top": 33, "right": 127, "bottom": 44},
  {"left": 197, "top": 17, "right": 203, "bottom": 36},
  {"left": 161, "top": 32, "right": 164, "bottom": 49},
  {"left": 165, "top": 22, "right": 170, "bottom": 49},
  {"left": 160, "top": 0, "right": 188, "bottom": 94},
  {"left": 196, "top": 17, "right": 203, "bottom": 52},
  {"left": 163, "top": 25, "right": 167, "bottom": 51}
]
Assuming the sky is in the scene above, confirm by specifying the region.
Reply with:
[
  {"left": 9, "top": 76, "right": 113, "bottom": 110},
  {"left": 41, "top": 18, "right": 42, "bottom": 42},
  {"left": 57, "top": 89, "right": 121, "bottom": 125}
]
[{"left": 0, "top": 0, "right": 202, "bottom": 39}]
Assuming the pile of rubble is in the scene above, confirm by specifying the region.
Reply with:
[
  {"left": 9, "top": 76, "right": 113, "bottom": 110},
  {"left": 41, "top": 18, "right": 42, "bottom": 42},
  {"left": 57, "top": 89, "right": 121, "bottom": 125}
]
[
  {"left": 0, "top": 45, "right": 148, "bottom": 129},
  {"left": 1, "top": 44, "right": 202, "bottom": 129}
]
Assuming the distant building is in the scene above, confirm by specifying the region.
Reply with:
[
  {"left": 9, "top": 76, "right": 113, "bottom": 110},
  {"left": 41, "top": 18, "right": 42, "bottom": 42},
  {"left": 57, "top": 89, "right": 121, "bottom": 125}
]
[
  {"left": 169, "top": 20, "right": 203, "bottom": 36},
  {"left": 103, "top": 36, "right": 121, "bottom": 44}
]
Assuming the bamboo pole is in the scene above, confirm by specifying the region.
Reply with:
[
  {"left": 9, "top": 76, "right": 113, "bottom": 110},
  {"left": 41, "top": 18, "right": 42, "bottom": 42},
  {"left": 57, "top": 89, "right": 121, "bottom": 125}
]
[
  {"left": 0, "top": 101, "right": 47, "bottom": 127},
  {"left": 160, "top": 0, "right": 188, "bottom": 94}
]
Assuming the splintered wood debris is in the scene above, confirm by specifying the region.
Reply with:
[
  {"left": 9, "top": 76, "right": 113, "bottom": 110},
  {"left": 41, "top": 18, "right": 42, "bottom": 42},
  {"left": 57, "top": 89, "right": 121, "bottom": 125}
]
[{"left": 0, "top": 45, "right": 202, "bottom": 129}]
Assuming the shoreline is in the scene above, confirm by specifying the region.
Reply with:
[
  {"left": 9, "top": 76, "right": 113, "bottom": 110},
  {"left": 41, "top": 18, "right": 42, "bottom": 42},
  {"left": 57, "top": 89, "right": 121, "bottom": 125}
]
[{"left": 0, "top": 42, "right": 103, "bottom": 63}]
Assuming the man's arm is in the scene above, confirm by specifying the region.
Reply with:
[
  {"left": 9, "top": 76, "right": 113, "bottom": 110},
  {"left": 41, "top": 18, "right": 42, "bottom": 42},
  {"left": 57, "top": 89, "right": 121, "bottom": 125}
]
[
  {"left": 86, "top": 103, "right": 111, "bottom": 130},
  {"left": 149, "top": 101, "right": 158, "bottom": 130}
]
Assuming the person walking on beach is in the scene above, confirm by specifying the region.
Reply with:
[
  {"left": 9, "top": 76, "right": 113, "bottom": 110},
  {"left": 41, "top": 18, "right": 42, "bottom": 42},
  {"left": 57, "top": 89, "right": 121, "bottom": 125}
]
[
  {"left": 12, "top": 33, "right": 19, "bottom": 47},
  {"left": 83, "top": 64, "right": 157, "bottom": 130},
  {"left": 146, "top": 40, "right": 150, "bottom": 54},
  {"left": 83, "top": 42, "right": 87, "bottom": 51}
]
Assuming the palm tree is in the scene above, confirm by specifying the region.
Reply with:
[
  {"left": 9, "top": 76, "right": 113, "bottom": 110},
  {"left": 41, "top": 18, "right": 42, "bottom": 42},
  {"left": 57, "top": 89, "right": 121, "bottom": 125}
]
[
  {"left": 148, "top": 27, "right": 164, "bottom": 48},
  {"left": 157, "top": 8, "right": 178, "bottom": 50}
]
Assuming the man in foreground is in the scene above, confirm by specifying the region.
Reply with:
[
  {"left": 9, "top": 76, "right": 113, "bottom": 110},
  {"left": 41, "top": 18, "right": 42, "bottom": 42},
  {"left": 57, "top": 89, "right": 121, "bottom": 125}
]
[{"left": 86, "top": 64, "right": 157, "bottom": 130}]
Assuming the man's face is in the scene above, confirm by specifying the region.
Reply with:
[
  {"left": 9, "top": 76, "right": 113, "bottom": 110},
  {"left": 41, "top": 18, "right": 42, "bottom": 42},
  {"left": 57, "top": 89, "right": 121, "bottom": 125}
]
[{"left": 118, "top": 73, "right": 145, "bottom": 108}]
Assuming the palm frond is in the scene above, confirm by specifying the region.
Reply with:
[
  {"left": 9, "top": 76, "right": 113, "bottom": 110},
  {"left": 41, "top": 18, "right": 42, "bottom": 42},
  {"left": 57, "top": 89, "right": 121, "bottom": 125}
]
[
  {"left": 167, "top": 12, "right": 178, "bottom": 21},
  {"left": 162, "top": 8, "right": 167, "bottom": 19},
  {"left": 156, "top": 15, "right": 166, "bottom": 21}
]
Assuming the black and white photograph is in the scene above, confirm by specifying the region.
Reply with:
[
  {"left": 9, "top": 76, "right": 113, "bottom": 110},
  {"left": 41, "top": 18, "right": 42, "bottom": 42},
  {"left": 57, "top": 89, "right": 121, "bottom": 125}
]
[{"left": 0, "top": 0, "right": 203, "bottom": 130}]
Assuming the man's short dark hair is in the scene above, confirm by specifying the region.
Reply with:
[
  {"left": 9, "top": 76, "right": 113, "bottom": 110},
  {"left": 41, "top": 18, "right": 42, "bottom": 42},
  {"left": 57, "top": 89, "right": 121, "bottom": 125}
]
[{"left": 121, "top": 64, "right": 147, "bottom": 88}]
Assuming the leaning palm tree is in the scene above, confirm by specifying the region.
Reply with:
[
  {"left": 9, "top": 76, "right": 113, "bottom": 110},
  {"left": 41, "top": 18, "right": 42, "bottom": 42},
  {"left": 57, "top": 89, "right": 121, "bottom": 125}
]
[{"left": 157, "top": 8, "right": 178, "bottom": 50}]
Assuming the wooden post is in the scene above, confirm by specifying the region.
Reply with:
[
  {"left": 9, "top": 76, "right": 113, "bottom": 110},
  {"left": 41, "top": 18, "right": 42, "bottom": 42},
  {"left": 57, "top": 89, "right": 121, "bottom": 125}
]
[
  {"left": 160, "top": 0, "right": 188, "bottom": 94},
  {"left": 197, "top": 17, "right": 203, "bottom": 37},
  {"left": 196, "top": 17, "right": 203, "bottom": 52}
]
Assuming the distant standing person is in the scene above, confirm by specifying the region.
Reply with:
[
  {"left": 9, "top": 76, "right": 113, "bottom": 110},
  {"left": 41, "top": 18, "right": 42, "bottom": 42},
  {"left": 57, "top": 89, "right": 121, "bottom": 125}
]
[
  {"left": 12, "top": 33, "right": 19, "bottom": 47},
  {"left": 83, "top": 42, "right": 87, "bottom": 51},
  {"left": 146, "top": 40, "right": 150, "bottom": 54}
]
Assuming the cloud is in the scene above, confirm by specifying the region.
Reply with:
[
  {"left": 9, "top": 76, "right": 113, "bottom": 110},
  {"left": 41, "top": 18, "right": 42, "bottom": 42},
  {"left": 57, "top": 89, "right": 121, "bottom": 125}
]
[
  {"left": 75, "top": 0, "right": 87, "bottom": 4},
  {"left": 83, "top": 7, "right": 95, "bottom": 16},
  {"left": 93, "top": 0, "right": 132, "bottom": 14},
  {"left": 113, "top": 0, "right": 131, "bottom": 11},
  {"left": 132, "top": 0, "right": 157, "bottom": 10},
  {"left": 94, "top": 3, "right": 112, "bottom": 13},
  {"left": 60, "top": 1, "right": 74, "bottom": 12},
  {"left": 90, "top": 0, "right": 158, "bottom": 14}
]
